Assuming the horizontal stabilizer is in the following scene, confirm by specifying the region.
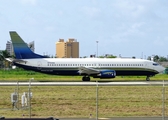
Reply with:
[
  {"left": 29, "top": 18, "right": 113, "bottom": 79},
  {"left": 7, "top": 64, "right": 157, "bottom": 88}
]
[{"left": 5, "top": 58, "right": 27, "bottom": 63}]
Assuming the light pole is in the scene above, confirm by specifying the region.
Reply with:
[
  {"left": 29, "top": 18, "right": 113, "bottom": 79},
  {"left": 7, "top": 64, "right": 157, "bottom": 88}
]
[{"left": 96, "top": 41, "right": 99, "bottom": 58}]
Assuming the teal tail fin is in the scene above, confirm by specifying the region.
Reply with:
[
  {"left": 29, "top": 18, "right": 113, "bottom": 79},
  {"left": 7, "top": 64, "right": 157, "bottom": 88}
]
[{"left": 9, "top": 31, "right": 48, "bottom": 59}]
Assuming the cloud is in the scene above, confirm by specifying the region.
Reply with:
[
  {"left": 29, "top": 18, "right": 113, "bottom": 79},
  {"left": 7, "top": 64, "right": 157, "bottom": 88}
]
[{"left": 112, "top": 0, "right": 150, "bottom": 19}]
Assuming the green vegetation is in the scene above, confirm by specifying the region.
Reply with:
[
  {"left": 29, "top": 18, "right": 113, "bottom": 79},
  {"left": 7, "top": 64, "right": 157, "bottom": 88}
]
[
  {"left": 0, "top": 86, "right": 167, "bottom": 118},
  {"left": 0, "top": 50, "right": 12, "bottom": 68},
  {"left": 147, "top": 55, "right": 168, "bottom": 62},
  {"left": 0, "top": 69, "right": 82, "bottom": 81}
]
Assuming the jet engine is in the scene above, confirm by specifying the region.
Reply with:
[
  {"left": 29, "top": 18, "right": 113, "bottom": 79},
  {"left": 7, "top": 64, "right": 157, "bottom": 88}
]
[{"left": 93, "top": 70, "right": 116, "bottom": 79}]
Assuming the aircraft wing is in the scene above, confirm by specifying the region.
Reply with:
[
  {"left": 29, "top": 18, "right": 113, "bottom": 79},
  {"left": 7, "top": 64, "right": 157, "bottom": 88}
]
[{"left": 78, "top": 66, "right": 100, "bottom": 75}]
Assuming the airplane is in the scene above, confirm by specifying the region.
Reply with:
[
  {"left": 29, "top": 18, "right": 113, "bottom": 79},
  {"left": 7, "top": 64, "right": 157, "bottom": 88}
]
[{"left": 6, "top": 31, "right": 165, "bottom": 81}]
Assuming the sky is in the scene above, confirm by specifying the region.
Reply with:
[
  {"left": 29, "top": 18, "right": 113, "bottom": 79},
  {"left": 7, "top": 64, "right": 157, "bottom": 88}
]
[{"left": 0, "top": 0, "right": 168, "bottom": 58}]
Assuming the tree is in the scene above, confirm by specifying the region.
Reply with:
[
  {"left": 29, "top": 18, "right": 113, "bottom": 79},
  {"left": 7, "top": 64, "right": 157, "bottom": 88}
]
[
  {"left": 99, "top": 56, "right": 105, "bottom": 58},
  {"left": 0, "top": 51, "right": 4, "bottom": 68},
  {"left": 0, "top": 50, "right": 11, "bottom": 68},
  {"left": 107, "top": 55, "right": 117, "bottom": 58},
  {"left": 159, "top": 56, "right": 168, "bottom": 62},
  {"left": 147, "top": 56, "right": 151, "bottom": 61},
  {"left": 83, "top": 56, "right": 87, "bottom": 58},
  {"left": 153, "top": 55, "right": 159, "bottom": 62},
  {"left": 2, "top": 50, "right": 11, "bottom": 58},
  {"left": 0, "top": 50, "right": 3, "bottom": 61}
]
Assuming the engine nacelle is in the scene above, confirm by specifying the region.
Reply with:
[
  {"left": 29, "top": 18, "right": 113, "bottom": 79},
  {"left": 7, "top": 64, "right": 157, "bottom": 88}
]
[{"left": 93, "top": 70, "right": 116, "bottom": 79}]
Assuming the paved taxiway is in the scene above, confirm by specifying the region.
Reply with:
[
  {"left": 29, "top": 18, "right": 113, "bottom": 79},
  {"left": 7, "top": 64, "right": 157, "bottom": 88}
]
[{"left": 0, "top": 81, "right": 168, "bottom": 86}]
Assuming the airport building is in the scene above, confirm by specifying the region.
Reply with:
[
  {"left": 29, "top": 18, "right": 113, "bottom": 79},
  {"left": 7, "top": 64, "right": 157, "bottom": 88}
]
[
  {"left": 28, "top": 41, "right": 35, "bottom": 52},
  {"left": 6, "top": 41, "right": 35, "bottom": 56},
  {"left": 56, "top": 39, "right": 79, "bottom": 58},
  {"left": 6, "top": 41, "right": 13, "bottom": 56}
]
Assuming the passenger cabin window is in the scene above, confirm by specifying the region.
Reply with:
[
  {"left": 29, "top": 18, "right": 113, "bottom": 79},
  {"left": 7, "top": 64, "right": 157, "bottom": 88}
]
[{"left": 153, "top": 63, "right": 159, "bottom": 66}]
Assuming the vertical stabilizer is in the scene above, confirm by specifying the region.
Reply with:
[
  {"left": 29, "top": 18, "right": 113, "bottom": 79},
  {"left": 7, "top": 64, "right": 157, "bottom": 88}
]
[{"left": 9, "top": 31, "right": 48, "bottom": 59}]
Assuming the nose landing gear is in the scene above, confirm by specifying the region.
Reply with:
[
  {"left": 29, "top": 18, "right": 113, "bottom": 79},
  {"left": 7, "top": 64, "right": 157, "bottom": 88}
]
[{"left": 146, "top": 76, "right": 150, "bottom": 81}]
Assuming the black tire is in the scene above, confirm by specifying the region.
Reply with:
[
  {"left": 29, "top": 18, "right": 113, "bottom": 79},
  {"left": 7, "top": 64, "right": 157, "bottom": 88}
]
[
  {"left": 86, "top": 77, "right": 90, "bottom": 81},
  {"left": 146, "top": 77, "right": 150, "bottom": 81},
  {"left": 82, "top": 76, "right": 90, "bottom": 81},
  {"left": 82, "top": 76, "right": 86, "bottom": 81}
]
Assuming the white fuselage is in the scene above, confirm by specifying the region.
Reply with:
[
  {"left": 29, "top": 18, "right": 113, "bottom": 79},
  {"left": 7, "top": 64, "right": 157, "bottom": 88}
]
[{"left": 14, "top": 58, "right": 165, "bottom": 76}]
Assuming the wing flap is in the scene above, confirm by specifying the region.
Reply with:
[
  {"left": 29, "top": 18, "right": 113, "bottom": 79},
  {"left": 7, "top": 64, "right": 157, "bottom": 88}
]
[{"left": 78, "top": 66, "right": 100, "bottom": 75}]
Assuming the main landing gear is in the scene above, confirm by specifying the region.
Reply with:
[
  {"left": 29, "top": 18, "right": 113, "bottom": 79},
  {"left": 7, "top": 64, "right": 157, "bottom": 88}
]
[
  {"left": 146, "top": 76, "right": 150, "bottom": 81},
  {"left": 82, "top": 76, "right": 90, "bottom": 81}
]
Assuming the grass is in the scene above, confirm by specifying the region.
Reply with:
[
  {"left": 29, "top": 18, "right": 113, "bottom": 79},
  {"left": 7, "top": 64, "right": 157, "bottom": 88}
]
[{"left": 0, "top": 86, "right": 168, "bottom": 118}]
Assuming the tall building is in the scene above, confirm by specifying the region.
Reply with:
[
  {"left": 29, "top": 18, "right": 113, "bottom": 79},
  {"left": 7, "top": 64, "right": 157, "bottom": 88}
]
[
  {"left": 28, "top": 41, "right": 35, "bottom": 52},
  {"left": 56, "top": 39, "right": 79, "bottom": 58},
  {"left": 6, "top": 41, "right": 34, "bottom": 56},
  {"left": 6, "top": 41, "right": 13, "bottom": 56}
]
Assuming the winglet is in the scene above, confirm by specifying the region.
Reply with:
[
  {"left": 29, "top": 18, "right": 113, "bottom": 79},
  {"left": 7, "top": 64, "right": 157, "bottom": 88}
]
[{"left": 9, "top": 31, "right": 48, "bottom": 59}]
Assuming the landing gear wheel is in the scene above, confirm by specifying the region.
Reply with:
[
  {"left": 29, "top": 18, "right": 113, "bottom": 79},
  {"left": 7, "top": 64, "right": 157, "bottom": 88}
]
[
  {"left": 146, "top": 76, "right": 150, "bottom": 81},
  {"left": 86, "top": 77, "right": 90, "bottom": 81},
  {"left": 82, "top": 76, "right": 86, "bottom": 81},
  {"left": 82, "top": 76, "right": 90, "bottom": 81}
]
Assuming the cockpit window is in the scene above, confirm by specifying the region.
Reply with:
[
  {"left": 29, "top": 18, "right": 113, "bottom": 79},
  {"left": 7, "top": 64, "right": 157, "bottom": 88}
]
[{"left": 153, "top": 63, "right": 159, "bottom": 66}]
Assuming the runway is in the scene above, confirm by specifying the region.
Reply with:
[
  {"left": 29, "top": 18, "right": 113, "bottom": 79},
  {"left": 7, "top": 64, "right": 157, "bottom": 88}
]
[{"left": 0, "top": 81, "right": 168, "bottom": 86}]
